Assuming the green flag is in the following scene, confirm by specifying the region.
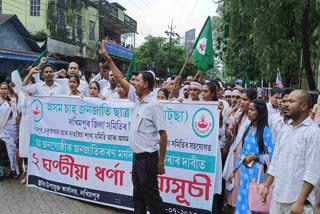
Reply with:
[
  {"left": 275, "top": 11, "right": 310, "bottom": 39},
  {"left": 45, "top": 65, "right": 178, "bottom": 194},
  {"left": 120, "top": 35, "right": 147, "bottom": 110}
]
[
  {"left": 240, "top": 72, "right": 251, "bottom": 88},
  {"left": 126, "top": 52, "right": 136, "bottom": 81},
  {"left": 32, "top": 50, "right": 47, "bottom": 67},
  {"left": 192, "top": 16, "right": 214, "bottom": 74},
  {"left": 32, "top": 50, "right": 47, "bottom": 81}
]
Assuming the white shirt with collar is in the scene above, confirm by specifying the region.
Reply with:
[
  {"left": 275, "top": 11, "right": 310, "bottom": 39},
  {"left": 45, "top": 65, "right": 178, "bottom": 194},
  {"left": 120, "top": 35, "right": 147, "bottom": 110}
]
[
  {"left": 267, "top": 101, "right": 280, "bottom": 127},
  {"left": 268, "top": 117, "right": 320, "bottom": 204},
  {"left": 90, "top": 73, "right": 110, "bottom": 91},
  {"left": 55, "top": 78, "right": 89, "bottom": 97},
  {"left": 21, "top": 81, "right": 66, "bottom": 96},
  {"left": 101, "top": 86, "right": 119, "bottom": 99},
  {"left": 128, "top": 85, "right": 165, "bottom": 153},
  {"left": 270, "top": 114, "right": 285, "bottom": 144}
]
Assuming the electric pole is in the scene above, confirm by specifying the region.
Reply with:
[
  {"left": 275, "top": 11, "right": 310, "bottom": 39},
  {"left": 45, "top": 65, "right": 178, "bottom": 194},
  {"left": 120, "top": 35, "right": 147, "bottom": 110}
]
[{"left": 165, "top": 19, "right": 179, "bottom": 76}]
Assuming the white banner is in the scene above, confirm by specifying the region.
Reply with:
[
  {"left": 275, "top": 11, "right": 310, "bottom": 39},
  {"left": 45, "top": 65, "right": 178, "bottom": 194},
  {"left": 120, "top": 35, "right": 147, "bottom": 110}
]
[{"left": 27, "top": 96, "right": 220, "bottom": 214}]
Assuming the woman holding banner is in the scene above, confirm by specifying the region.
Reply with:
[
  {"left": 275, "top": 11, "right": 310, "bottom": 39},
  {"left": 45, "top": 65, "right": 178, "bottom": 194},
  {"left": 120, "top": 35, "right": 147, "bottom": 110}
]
[{"left": 0, "top": 82, "right": 19, "bottom": 179}]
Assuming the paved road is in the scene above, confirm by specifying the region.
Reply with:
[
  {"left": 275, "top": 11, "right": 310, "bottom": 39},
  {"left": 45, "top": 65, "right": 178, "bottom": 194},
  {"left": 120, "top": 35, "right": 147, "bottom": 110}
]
[
  {"left": 2, "top": 178, "right": 319, "bottom": 214},
  {"left": 0, "top": 178, "right": 131, "bottom": 214}
]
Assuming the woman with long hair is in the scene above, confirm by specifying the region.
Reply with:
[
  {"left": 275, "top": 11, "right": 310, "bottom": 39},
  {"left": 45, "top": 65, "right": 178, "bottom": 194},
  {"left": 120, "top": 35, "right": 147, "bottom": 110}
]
[
  {"left": 68, "top": 73, "right": 81, "bottom": 96},
  {"left": 222, "top": 88, "right": 257, "bottom": 210},
  {"left": 227, "top": 99, "right": 274, "bottom": 213},
  {"left": 201, "top": 80, "right": 226, "bottom": 212},
  {"left": 0, "top": 82, "right": 19, "bottom": 179}
]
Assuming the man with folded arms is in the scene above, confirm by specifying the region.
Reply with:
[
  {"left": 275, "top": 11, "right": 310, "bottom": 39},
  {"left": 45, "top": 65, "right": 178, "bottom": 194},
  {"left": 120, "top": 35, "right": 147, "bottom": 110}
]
[{"left": 261, "top": 90, "right": 320, "bottom": 214}]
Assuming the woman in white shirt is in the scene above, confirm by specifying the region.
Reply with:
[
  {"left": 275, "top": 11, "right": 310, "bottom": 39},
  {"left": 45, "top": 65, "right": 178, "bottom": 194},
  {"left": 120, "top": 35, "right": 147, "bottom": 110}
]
[{"left": 68, "top": 74, "right": 81, "bottom": 96}]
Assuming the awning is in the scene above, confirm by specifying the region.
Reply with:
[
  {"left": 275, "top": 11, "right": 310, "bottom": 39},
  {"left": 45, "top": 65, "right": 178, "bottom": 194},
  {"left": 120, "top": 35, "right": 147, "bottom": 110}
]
[{"left": 0, "top": 48, "right": 67, "bottom": 64}]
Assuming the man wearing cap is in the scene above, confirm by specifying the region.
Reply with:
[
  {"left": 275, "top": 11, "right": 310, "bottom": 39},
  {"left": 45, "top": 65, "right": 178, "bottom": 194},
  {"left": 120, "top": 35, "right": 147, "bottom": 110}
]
[
  {"left": 188, "top": 81, "right": 202, "bottom": 101},
  {"left": 182, "top": 83, "right": 190, "bottom": 99},
  {"left": 224, "top": 89, "right": 242, "bottom": 126},
  {"left": 224, "top": 89, "right": 232, "bottom": 107},
  {"left": 99, "top": 44, "right": 167, "bottom": 213}
]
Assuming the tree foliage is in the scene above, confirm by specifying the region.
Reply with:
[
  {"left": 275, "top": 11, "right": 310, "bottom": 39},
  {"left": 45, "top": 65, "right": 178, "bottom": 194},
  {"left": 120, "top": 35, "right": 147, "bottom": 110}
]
[
  {"left": 215, "top": 0, "right": 320, "bottom": 90},
  {"left": 135, "top": 36, "right": 198, "bottom": 78}
]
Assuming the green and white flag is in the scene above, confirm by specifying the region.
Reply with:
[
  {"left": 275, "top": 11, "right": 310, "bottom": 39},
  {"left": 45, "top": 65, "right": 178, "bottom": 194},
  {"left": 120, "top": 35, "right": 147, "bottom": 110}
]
[
  {"left": 126, "top": 52, "right": 136, "bottom": 81},
  {"left": 11, "top": 69, "right": 22, "bottom": 93},
  {"left": 193, "top": 16, "right": 214, "bottom": 74},
  {"left": 240, "top": 72, "right": 251, "bottom": 88},
  {"left": 32, "top": 50, "right": 48, "bottom": 81}
]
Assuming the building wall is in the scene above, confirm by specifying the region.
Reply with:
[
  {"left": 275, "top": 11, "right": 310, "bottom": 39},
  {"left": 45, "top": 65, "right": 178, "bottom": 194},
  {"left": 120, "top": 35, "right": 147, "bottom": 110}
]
[
  {"left": 2, "top": 0, "right": 99, "bottom": 59},
  {"left": 2, "top": 0, "right": 48, "bottom": 33}
]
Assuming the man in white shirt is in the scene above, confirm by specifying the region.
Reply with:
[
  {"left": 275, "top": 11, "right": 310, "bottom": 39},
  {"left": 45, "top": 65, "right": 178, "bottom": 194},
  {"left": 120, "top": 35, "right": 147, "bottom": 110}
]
[
  {"left": 100, "top": 71, "right": 119, "bottom": 99},
  {"left": 267, "top": 87, "right": 282, "bottom": 128},
  {"left": 21, "top": 64, "right": 65, "bottom": 95},
  {"left": 270, "top": 87, "right": 295, "bottom": 144},
  {"left": 99, "top": 43, "right": 168, "bottom": 213},
  {"left": 90, "top": 62, "right": 110, "bottom": 91},
  {"left": 56, "top": 62, "right": 89, "bottom": 96},
  {"left": 261, "top": 90, "right": 320, "bottom": 214}
]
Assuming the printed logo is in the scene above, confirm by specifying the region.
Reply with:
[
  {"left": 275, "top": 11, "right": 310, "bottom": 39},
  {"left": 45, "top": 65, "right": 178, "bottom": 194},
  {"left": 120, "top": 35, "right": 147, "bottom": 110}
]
[
  {"left": 31, "top": 99, "right": 43, "bottom": 122},
  {"left": 197, "top": 38, "right": 207, "bottom": 55},
  {"left": 192, "top": 108, "right": 214, "bottom": 138}
]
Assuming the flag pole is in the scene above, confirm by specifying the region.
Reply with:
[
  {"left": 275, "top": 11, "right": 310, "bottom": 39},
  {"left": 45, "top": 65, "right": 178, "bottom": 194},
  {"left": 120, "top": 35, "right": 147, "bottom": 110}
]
[
  {"left": 178, "top": 48, "right": 194, "bottom": 77},
  {"left": 169, "top": 48, "right": 194, "bottom": 97}
]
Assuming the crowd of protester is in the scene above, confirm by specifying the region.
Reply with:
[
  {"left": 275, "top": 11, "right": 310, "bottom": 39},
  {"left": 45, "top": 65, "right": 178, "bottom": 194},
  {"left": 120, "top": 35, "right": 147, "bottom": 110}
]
[{"left": 0, "top": 43, "right": 320, "bottom": 214}]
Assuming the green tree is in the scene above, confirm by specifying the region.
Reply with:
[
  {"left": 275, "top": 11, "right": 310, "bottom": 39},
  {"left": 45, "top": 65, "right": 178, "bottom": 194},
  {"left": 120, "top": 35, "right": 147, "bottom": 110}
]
[
  {"left": 214, "top": 0, "right": 320, "bottom": 90},
  {"left": 135, "top": 36, "right": 198, "bottom": 78}
]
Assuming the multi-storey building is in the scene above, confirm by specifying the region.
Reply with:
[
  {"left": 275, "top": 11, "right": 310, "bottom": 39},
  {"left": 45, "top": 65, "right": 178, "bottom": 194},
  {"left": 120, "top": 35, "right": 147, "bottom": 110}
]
[{"left": 0, "top": 0, "right": 137, "bottom": 76}]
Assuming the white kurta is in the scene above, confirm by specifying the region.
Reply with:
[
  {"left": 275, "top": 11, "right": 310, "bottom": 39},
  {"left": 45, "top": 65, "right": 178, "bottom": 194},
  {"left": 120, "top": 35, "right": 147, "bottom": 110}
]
[{"left": 17, "top": 92, "right": 31, "bottom": 158}]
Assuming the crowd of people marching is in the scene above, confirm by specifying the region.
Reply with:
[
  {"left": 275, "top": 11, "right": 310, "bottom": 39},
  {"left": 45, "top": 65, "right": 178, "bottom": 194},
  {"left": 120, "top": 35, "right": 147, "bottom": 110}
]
[{"left": 0, "top": 43, "right": 320, "bottom": 214}]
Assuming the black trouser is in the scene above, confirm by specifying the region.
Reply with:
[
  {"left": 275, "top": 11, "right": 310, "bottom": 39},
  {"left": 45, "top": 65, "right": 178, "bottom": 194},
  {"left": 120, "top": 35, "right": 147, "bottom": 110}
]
[{"left": 132, "top": 151, "right": 163, "bottom": 214}]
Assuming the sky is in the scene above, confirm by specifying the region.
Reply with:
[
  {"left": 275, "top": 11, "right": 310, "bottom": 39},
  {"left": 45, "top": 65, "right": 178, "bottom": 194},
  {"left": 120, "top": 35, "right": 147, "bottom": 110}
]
[{"left": 111, "top": 0, "right": 218, "bottom": 46}]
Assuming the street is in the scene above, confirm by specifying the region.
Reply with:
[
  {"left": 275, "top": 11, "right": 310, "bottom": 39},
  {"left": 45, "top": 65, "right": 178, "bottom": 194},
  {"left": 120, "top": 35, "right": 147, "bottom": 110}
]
[{"left": 0, "top": 179, "right": 131, "bottom": 214}]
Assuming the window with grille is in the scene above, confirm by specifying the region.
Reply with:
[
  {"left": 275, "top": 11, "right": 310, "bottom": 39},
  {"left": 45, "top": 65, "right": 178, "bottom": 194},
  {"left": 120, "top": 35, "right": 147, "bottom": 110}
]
[
  {"left": 89, "top": 21, "right": 95, "bottom": 40},
  {"left": 0, "top": 0, "right": 2, "bottom": 14},
  {"left": 77, "top": 15, "right": 82, "bottom": 41},
  {"left": 57, "top": 7, "right": 65, "bottom": 30},
  {"left": 30, "top": 0, "right": 40, "bottom": 16}
]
